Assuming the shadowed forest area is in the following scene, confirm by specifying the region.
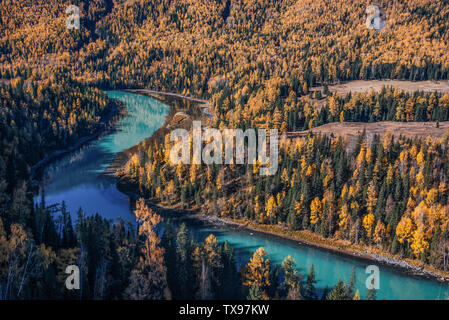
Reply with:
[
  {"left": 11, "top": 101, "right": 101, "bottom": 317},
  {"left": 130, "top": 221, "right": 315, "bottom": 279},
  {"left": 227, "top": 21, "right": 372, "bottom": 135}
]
[{"left": 1, "top": 0, "right": 449, "bottom": 300}]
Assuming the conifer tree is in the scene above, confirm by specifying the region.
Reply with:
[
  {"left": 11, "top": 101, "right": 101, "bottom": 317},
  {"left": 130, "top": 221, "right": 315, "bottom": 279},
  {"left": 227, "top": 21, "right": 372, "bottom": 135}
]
[
  {"left": 366, "top": 288, "right": 377, "bottom": 300},
  {"left": 327, "top": 279, "right": 346, "bottom": 300},
  {"left": 304, "top": 265, "right": 317, "bottom": 300},
  {"left": 176, "top": 223, "right": 195, "bottom": 299},
  {"left": 281, "top": 256, "right": 302, "bottom": 300}
]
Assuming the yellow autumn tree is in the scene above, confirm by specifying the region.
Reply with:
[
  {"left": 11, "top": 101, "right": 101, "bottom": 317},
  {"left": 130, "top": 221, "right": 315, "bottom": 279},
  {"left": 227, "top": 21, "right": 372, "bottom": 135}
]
[
  {"left": 396, "top": 216, "right": 415, "bottom": 245},
  {"left": 373, "top": 220, "right": 386, "bottom": 247},
  {"left": 310, "top": 197, "right": 322, "bottom": 225},
  {"left": 411, "top": 225, "right": 430, "bottom": 258},
  {"left": 362, "top": 213, "right": 375, "bottom": 238},
  {"left": 126, "top": 198, "right": 167, "bottom": 300},
  {"left": 264, "top": 196, "right": 277, "bottom": 223},
  {"left": 366, "top": 181, "right": 377, "bottom": 215},
  {"left": 294, "top": 200, "right": 302, "bottom": 216},
  {"left": 416, "top": 149, "right": 425, "bottom": 168},
  {"left": 356, "top": 144, "right": 366, "bottom": 167},
  {"left": 338, "top": 204, "right": 350, "bottom": 238},
  {"left": 242, "top": 247, "right": 271, "bottom": 299},
  {"left": 328, "top": 95, "right": 339, "bottom": 117},
  {"left": 0, "top": 219, "right": 55, "bottom": 299}
]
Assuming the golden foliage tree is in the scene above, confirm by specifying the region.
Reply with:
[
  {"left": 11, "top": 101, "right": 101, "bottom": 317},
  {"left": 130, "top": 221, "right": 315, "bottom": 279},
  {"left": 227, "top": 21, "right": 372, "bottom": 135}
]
[
  {"left": 126, "top": 198, "right": 167, "bottom": 300},
  {"left": 242, "top": 247, "right": 271, "bottom": 300}
]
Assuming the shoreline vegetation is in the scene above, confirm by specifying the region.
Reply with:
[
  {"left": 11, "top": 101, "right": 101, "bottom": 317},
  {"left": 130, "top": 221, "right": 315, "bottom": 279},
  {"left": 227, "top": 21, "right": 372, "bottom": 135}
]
[
  {"left": 112, "top": 85, "right": 449, "bottom": 285},
  {"left": 31, "top": 98, "right": 126, "bottom": 184},
  {"left": 119, "top": 178, "right": 449, "bottom": 285},
  {"left": 7, "top": 0, "right": 449, "bottom": 300},
  {"left": 103, "top": 88, "right": 213, "bottom": 176},
  {"left": 196, "top": 214, "right": 449, "bottom": 283}
]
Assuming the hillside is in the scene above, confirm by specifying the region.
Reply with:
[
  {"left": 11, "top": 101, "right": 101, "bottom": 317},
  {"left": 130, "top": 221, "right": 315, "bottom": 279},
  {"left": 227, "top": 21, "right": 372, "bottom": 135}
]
[
  {"left": 3, "top": 0, "right": 449, "bottom": 300},
  {"left": 2, "top": 0, "right": 449, "bottom": 130}
]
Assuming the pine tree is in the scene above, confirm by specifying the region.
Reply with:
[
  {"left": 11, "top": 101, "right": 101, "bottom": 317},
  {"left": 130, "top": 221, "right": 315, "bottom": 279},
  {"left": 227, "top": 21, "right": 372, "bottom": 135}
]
[
  {"left": 218, "top": 241, "right": 241, "bottom": 299},
  {"left": 327, "top": 279, "right": 346, "bottom": 300},
  {"left": 304, "top": 265, "right": 317, "bottom": 300},
  {"left": 161, "top": 220, "right": 178, "bottom": 298},
  {"left": 192, "top": 234, "right": 223, "bottom": 299},
  {"left": 345, "top": 267, "right": 356, "bottom": 299},
  {"left": 176, "top": 223, "right": 195, "bottom": 299},
  {"left": 247, "top": 285, "right": 263, "bottom": 300},
  {"left": 281, "top": 256, "right": 302, "bottom": 300},
  {"left": 366, "top": 288, "right": 377, "bottom": 300}
]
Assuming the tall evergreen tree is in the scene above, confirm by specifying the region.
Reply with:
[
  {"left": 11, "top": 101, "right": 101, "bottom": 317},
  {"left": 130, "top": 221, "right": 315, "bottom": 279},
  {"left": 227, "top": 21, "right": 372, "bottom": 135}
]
[{"left": 304, "top": 265, "right": 317, "bottom": 300}]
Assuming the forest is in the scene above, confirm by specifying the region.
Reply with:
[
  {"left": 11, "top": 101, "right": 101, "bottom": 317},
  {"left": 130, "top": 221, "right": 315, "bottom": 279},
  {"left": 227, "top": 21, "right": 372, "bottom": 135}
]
[
  {"left": 1, "top": 0, "right": 449, "bottom": 299},
  {"left": 122, "top": 120, "right": 449, "bottom": 271}
]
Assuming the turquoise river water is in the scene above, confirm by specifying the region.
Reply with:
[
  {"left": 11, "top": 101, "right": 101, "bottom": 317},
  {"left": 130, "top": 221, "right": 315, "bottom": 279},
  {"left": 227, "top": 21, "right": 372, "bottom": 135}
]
[{"left": 37, "top": 90, "right": 449, "bottom": 300}]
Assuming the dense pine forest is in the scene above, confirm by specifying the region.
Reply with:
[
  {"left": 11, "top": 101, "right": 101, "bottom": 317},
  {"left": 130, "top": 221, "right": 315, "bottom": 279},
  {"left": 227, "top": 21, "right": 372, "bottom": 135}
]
[{"left": 1, "top": 0, "right": 449, "bottom": 300}]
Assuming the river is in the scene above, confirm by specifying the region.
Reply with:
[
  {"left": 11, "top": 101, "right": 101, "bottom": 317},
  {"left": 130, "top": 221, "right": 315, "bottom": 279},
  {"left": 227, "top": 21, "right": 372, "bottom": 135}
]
[{"left": 37, "top": 90, "right": 449, "bottom": 300}]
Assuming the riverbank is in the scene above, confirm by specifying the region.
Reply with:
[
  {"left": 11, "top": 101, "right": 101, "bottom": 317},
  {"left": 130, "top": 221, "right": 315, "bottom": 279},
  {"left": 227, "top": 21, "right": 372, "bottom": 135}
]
[
  {"left": 112, "top": 89, "right": 449, "bottom": 286},
  {"left": 127, "top": 89, "right": 210, "bottom": 104},
  {"left": 181, "top": 211, "right": 449, "bottom": 283},
  {"left": 103, "top": 89, "right": 212, "bottom": 176},
  {"left": 198, "top": 214, "right": 449, "bottom": 282},
  {"left": 31, "top": 98, "right": 125, "bottom": 183},
  {"left": 116, "top": 171, "right": 449, "bottom": 285},
  {"left": 126, "top": 89, "right": 215, "bottom": 121}
]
